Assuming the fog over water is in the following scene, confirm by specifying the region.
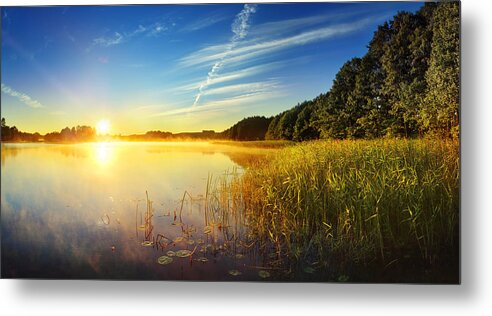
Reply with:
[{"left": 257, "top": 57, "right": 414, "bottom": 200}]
[{"left": 1, "top": 142, "right": 273, "bottom": 280}]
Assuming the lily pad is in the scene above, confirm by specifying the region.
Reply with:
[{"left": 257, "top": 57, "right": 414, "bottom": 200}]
[
  {"left": 141, "top": 241, "right": 153, "bottom": 247},
  {"left": 157, "top": 256, "right": 173, "bottom": 265},
  {"left": 235, "top": 254, "right": 245, "bottom": 259},
  {"left": 194, "top": 257, "right": 208, "bottom": 263},
  {"left": 173, "top": 236, "right": 185, "bottom": 243},
  {"left": 175, "top": 249, "right": 193, "bottom": 257},
  {"left": 203, "top": 226, "right": 213, "bottom": 234},
  {"left": 166, "top": 250, "right": 176, "bottom": 257},
  {"left": 228, "top": 269, "right": 242, "bottom": 276},
  {"left": 258, "top": 270, "right": 271, "bottom": 278}
]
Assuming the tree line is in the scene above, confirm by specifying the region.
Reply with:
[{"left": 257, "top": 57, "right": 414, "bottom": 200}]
[
  {"left": 0, "top": 117, "right": 222, "bottom": 142},
  {"left": 222, "top": 2, "right": 459, "bottom": 141},
  {"left": 44, "top": 126, "right": 96, "bottom": 142},
  {"left": 1, "top": 118, "right": 96, "bottom": 142},
  {"left": 1, "top": 118, "right": 41, "bottom": 142},
  {"left": 221, "top": 116, "right": 272, "bottom": 141}
]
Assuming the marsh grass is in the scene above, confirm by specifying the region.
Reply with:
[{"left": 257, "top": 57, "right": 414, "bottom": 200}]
[
  {"left": 208, "top": 138, "right": 459, "bottom": 282},
  {"left": 212, "top": 140, "right": 295, "bottom": 149}
]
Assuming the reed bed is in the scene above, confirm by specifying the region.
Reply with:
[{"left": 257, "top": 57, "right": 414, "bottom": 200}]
[
  {"left": 210, "top": 138, "right": 459, "bottom": 281},
  {"left": 212, "top": 140, "right": 295, "bottom": 149}
]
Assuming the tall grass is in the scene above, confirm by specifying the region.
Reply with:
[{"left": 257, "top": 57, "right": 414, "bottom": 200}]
[
  {"left": 210, "top": 138, "right": 459, "bottom": 280},
  {"left": 212, "top": 140, "right": 295, "bottom": 149}
]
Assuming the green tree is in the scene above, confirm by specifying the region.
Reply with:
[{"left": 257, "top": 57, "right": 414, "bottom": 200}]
[
  {"left": 222, "top": 116, "right": 272, "bottom": 141},
  {"left": 222, "top": 2, "right": 459, "bottom": 141},
  {"left": 265, "top": 114, "right": 281, "bottom": 140},
  {"left": 315, "top": 58, "right": 362, "bottom": 139},
  {"left": 293, "top": 101, "right": 319, "bottom": 141},
  {"left": 277, "top": 105, "right": 302, "bottom": 140},
  {"left": 422, "top": 1, "right": 460, "bottom": 137},
  {"left": 381, "top": 11, "right": 420, "bottom": 136}
]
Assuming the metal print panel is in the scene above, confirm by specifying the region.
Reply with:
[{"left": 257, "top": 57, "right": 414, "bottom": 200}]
[{"left": 0, "top": 1, "right": 460, "bottom": 283}]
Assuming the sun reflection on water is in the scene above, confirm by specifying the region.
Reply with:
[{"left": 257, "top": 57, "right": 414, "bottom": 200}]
[{"left": 94, "top": 142, "right": 113, "bottom": 166}]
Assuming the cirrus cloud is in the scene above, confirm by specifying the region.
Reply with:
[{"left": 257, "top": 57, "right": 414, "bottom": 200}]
[{"left": 1, "top": 84, "right": 44, "bottom": 109}]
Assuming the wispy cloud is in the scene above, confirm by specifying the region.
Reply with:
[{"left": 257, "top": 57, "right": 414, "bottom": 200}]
[
  {"left": 181, "top": 16, "right": 379, "bottom": 68},
  {"left": 146, "top": 23, "right": 168, "bottom": 37},
  {"left": 1, "top": 84, "right": 44, "bottom": 109},
  {"left": 89, "top": 22, "right": 169, "bottom": 50},
  {"left": 165, "top": 12, "right": 387, "bottom": 121},
  {"left": 151, "top": 90, "right": 281, "bottom": 118},
  {"left": 92, "top": 32, "right": 124, "bottom": 48},
  {"left": 192, "top": 4, "right": 258, "bottom": 107},
  {"left": 172, "top": 61, "right": 286, "bottom": 94},
  {"left": 202, "top": 80, "right": 280, "bottom": 97},
  {"left": 200, "top": 91, "right": 282, "bottom": 110},
  {"left": 180, "top": 14, "right": 230, "bottom": 33},
  {"left": 249, "top": 14, "right": 335, "bottom": 38},
  {"left": 248, "top": 9, "right": 372, "bottom": 39}
]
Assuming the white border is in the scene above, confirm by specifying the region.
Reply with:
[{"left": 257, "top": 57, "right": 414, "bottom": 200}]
[{"left": 2, "top": 1, "right": 492, "bottom": 316}]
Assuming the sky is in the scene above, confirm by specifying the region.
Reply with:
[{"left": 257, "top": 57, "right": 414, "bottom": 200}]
[{"left": 1, "top": 2, "right": 425, "bottom": 134}]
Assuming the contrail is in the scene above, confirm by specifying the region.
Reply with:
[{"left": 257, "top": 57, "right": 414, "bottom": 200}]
[{"left": 192, "top": 4, "right": 257, "bottom": 107}]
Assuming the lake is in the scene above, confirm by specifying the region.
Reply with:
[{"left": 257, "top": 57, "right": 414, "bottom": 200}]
[{"left": 1, "top": 142, "right": 276, "bottom": 280}]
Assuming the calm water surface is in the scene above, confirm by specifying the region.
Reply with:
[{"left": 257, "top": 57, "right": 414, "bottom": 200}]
[{"left": 1, "top": 142, "right": 275, "bottom": 280}]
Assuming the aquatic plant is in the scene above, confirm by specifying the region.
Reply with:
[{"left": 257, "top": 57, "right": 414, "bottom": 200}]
[{"left": 208, "top": 138, "right": 459, "bottom": 281}]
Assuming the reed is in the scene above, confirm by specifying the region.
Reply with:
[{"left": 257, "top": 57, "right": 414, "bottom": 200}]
[
  {"left": 144, "top": 191, "right": 154, "bottom": 242},
  {"left": 212, "top": 140, "right": 295, "bottom": 149},
  {"left": 212, "top": 138, "right": 460, "bottom": 280}
]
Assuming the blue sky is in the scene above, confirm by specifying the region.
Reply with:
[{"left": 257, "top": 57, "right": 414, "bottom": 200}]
[{"left": 1, "top": 2, "right": 424, "bottom": 134}]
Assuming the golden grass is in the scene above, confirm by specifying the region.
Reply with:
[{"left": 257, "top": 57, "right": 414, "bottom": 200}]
[
  {"left": 209, "top": 138, "right": 459, "bottom": 281},
  {"left": 211, "top": 140, "right": 295, "bottom": 149}
]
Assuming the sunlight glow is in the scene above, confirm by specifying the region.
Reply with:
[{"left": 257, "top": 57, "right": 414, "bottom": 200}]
[
  {"left": 96, "top": 120, "right": 111, "bottom": 135},
  {"left": 94, "top": 142, "right": 113, "bottom": 166}
]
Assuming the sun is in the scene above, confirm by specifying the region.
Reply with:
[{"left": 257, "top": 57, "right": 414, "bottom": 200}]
[{"left": 96, "top": 119, "right": 110, "bottom": 135}]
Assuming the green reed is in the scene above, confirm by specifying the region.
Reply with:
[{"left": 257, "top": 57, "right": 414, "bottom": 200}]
[{"left": 211, "top": 138, "right": 459, "bottom": 277}]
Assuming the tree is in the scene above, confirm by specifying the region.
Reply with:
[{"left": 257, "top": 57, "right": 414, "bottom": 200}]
[
  {"left": 222, "top": 116, "right": 272, "bottom": 141},
  {"left": 265, "top": 114, "right": 281, "bottom": 140},
  {"left": 380, "top": 11, "right": 424, "bottom": 137},
  {"left": 1, "top": 118, "right": 12, "bottom": 141},
  {"left": 276, "top": 106, "right": 302, "bottom": 140},
  {"left": 315, "top": 58, "right": 363, "bottom": 139},
  {"left": 222, "top": 2, "right": 458, "bottom": 141},
  {"left": 293, "top": 102, "right": 319, "bottom": 141},
  {"left": 422, "top": 1, "right": 460, "bottom": 137}
]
